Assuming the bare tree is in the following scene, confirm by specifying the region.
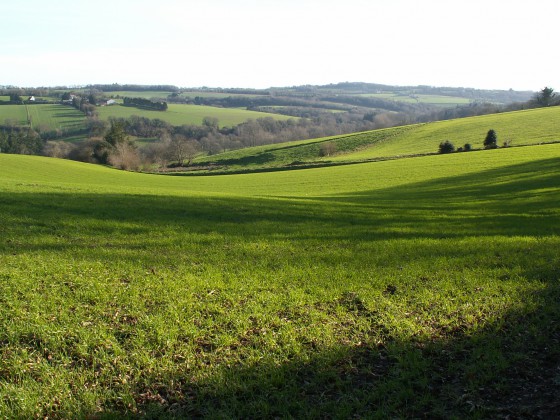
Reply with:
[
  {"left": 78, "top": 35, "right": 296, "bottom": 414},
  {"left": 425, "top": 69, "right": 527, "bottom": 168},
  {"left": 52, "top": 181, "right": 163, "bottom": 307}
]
[
  {"left": 168, "top": 135, "right": 200, "bottom": 166},
  {"left": 319, "top": 141, "right": 337, "bottom": 157},
  {"left": 108, "top": 142, "right": 141, "bottom": 171},
  {"left": 43, "top": 141, "right": 77, "bottom": 158}
]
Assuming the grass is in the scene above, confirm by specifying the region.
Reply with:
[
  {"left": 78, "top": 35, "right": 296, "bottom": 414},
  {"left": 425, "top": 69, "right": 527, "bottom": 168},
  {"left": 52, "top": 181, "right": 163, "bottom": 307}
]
[
  {"left": 97, "top": 104, "right": 293, "bottom": 127},
  {"left": 0, "top": 104, "right": 86, "bottom": 132},
  {"left": 105, "top": 91, "right": 173, "bottom": 99},
  {"left": 359, "top": 93, "right": 471, "bottom": 106},
  {"left": 179, "top": 91, "right": 267, "bottom": 99},
  {"left": 103, "top": 91, "right": 267, "bottom": 99},
  {"left": 0, "top": 105, "right": 27, "bottom": 125},
  {"left": 193, "top": 106, "right": 560, "bottom": 172},
  {"left": 0, "top": 144, "right": 559, "bottom": 418}
]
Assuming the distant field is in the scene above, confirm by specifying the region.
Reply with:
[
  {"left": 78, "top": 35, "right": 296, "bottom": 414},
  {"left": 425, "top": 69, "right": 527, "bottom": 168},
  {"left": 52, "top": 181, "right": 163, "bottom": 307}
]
[
  {"left": 0, "top": 105, "right": 27, "bottom": 125},
  {"left": 97, "top": 103, "right": 293, "bottom": 127},
  {"left": 102, "top": 91, "right": 268, "bottom": 100},
  {"left": 360, "top": 93, "right": 471, "bottom": 106},
  {"left": 179, "top": 91, "right": 267, "bottom": 99},
  {"left": 27, "top": 104, "right": 86, "bottom": 131},
  {"left": 106, "top": 91, "right": 172, "bottom": 99},
  {"left": 0, "top": 104, "right": 86, "bottom": 132},
  {"left": 195, "top": 106, "right": 560, "bottom": 172}
]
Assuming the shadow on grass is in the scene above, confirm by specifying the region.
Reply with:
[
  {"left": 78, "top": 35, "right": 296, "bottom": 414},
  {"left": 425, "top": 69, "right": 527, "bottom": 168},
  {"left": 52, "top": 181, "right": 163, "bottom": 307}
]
[
  {"left": 1, "top": 157, "right": 559, "bottom": 418},
  {"left": 2, "top": 158, "right": 559, "bottom": 262},
  {"left": 96, "top": 277, "right": 559, "bottom": 419}
]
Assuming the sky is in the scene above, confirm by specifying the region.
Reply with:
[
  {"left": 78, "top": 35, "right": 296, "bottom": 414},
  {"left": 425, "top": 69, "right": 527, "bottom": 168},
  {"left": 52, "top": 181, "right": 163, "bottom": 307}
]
[{"left": 1, "top": 0, "right": 558, "bottom": 91}]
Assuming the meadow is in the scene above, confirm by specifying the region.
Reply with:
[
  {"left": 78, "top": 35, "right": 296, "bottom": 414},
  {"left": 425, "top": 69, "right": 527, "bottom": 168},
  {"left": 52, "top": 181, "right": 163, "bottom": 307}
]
[
  {"left": 103, "top": 91, "right": 266, "bottom": 100},
  {"left": 359, "top": 93, "right": 471, "bottom": 106},
  {"left": 0, "top": 144, "right": 559, "bottom": 418},
  {"left": 0, "top": 104, "right": 86, "bottom": 132},
  {"left": 96, "top": 103, "right": 292, "bottom": 128},
  {"left": 194, "top": 106, "right": 560, "bottom": 172}
]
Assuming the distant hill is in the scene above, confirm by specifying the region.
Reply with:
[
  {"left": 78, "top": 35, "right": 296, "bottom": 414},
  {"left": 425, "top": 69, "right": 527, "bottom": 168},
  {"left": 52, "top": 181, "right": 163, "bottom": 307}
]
[{"left": 191, "top": 106, "right": 560, "bottom": 173}]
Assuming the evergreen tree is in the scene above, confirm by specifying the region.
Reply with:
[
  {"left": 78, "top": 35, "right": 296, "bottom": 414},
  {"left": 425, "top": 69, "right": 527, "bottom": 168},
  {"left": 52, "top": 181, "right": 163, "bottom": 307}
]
[
  {"left": 104, "top": 121, "right": 128, "bottom": 147},
  {"left": 483, "top": 129, "right": 498, "bottom": 149}
]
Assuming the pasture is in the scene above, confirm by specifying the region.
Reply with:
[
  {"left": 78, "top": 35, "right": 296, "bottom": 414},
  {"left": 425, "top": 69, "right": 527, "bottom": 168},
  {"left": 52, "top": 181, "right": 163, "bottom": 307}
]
[
  {"left": 0, "top": 104, "right": 86, "bottom": 132},
  {"left": 359, "top": 93, "right": 471, "bottom": 106},
  {"left": 105, "top": 91, "right": 172, "bottom": 99},
  {"left": 97, "top": 103, "right": 293, "bottom": 127},
  {"left": 194, "top": 106, "right": 560, "bottom": 172},
  {"left": 0, "top": 144, "right": 559, "bottom": 418}
]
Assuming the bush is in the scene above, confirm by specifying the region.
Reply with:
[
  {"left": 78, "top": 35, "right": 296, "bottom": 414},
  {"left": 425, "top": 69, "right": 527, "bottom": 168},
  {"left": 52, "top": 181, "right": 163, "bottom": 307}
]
[
  {"left": 319, "top": 141, "right": 337, "bottom": 157},
  {"left": 108, "top": 142, "right": 141, "bottom": 171},
  {"left": 463, "top": 143, "right": 472, "bottom": 151},
  {"left": 438, "top": 140, "right": 455, "bottom": 154}
]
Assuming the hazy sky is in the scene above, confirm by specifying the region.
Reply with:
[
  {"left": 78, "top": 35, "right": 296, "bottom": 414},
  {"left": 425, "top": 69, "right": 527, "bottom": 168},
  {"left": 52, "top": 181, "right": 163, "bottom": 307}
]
[{"left": 1, "top": 0, "right": 558, "bottom": 91}]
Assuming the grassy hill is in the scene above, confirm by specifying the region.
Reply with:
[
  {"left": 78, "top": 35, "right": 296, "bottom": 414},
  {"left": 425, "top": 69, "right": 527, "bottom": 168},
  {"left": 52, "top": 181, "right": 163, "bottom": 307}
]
[
  {"left": 1, "top": 144, "right": 559, "bottom": 418},
  {"left": 194, "top": 106, "right": 560, "bottom": 172}
]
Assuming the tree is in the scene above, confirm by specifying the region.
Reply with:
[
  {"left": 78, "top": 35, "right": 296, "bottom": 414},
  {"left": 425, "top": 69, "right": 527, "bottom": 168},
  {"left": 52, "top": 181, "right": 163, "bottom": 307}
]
[
  {"left": 108, "top": 142, "right": 141, "bottom": 171},
  {"left": 9, "top": 94, "right": 23, "bottom": 103},
  {"left": 43, "top": 140, "right": 76, "bottom": 159},
  {"left": 463, "top": 143, "right": 472, "bottom": 151},
  {"left": 438, "top": 140, "right": 455, "bottom": 154},
  {"left": 104, "top": 121, "right": 128, "bottom": 147},
  {"left": 483, "top": 129, "right": 498, "bottom": 149},
  {"left": 168, "top": 135, "right": 200, "bottom": 166},
  {"left": 202, "top": 116, "right": 219, "bottom": 130},
  {"left": 319, "top": 141, "right": 337, "bottom": 157},
  {"left": 534, "top": 87, "right": 556, "bottom": 107}
]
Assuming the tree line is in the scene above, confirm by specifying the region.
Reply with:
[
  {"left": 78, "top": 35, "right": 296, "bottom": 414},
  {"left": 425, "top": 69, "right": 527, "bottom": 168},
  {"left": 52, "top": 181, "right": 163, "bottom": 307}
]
[{"left": 122, "top": 97, "right": 168, "bottom": 111}]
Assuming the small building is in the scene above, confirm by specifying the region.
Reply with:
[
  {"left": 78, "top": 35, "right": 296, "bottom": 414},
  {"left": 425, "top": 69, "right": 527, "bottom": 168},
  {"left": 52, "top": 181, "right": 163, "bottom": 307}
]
[
  {"left": 28, "top": 96, "right": 36, "bottom": 101},
  {"left": 106, "top": 99, "right": 116, "bottom": 105}
]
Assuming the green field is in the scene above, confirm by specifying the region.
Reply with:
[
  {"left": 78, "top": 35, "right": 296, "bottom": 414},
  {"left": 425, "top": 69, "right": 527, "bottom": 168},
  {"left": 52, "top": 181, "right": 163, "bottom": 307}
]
[
  {"left": 335, "top": 106, "right": 560, "bottom": 161},
  {"left": 105, "top": 91, "right": 172, "bottom": 99},
  {"left": 194, "top": 106, "right": 560, "bottom": 172},
  {"left": 0, "top": 104, "right": 27, "bottom": 125},
  {"left": 360, "top": 93, "right": 471, "bottom": 106},
  {"left": 179, "top": 91, "right": 267, "bottom": 99},
  {"left": 0, "top": 104, "right": 86, "bottom": 132},
  {"left": 103, "top": 91, "right": 267, "bottom": 100},
  {"left": 97, "top": 103, "right": 293, "bottom": 127},
  {"left": 1, "top": 143, "right": 559, "bottom": 418}
]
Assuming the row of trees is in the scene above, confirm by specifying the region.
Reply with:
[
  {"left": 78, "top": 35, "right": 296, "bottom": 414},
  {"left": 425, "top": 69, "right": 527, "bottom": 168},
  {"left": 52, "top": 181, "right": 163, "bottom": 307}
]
[
  {"left": 122, "top": 97, "right": 168, "bottom": 111},
  {"left": 438, "top": 129, "right": 503, "bottom": 154},
  {"left": 0, "top": 128, "right": 43, "bottom": 154}
]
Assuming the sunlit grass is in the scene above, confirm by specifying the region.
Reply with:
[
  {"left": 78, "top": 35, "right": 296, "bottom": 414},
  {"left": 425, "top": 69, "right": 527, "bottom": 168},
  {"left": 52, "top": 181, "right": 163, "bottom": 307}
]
[
  {"left": 0, "top": 145, "right": 559, "bottom": 417},
  {"left": 96, "top": 103, "right": 292, "bottom": 128},
  {"left": 194, "top": 106, "right": 560, "bottom": 172}
]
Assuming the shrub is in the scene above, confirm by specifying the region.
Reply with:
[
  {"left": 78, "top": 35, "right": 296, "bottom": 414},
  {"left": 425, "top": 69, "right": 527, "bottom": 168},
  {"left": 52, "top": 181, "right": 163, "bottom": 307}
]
[
  {"left": 319, "top": 141, "right": 337, "bottom": 157},
  {"left": 108, "top": 142, "right": 142, "bottom": 171},
  {"left": 438, "top": 140, "right": 455, "bottom": 154},
  {"left": 463, "top": 143, "right": 472, "bottom": 151}
]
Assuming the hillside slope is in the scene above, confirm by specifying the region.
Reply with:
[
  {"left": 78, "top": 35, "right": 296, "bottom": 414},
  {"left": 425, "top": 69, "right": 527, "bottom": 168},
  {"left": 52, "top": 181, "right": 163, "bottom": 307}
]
[{"left": 194, "top": 106, "right": 560, "bottom": 172}]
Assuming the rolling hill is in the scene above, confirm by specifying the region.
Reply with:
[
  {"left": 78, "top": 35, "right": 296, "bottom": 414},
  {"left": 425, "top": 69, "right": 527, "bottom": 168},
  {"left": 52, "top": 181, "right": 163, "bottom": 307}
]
[
  {"left": 1, "top": 142, "right": 559, "bottom": 417},
  {"left": 193, "top": 106, "right": 560, "bottom": 172}
]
